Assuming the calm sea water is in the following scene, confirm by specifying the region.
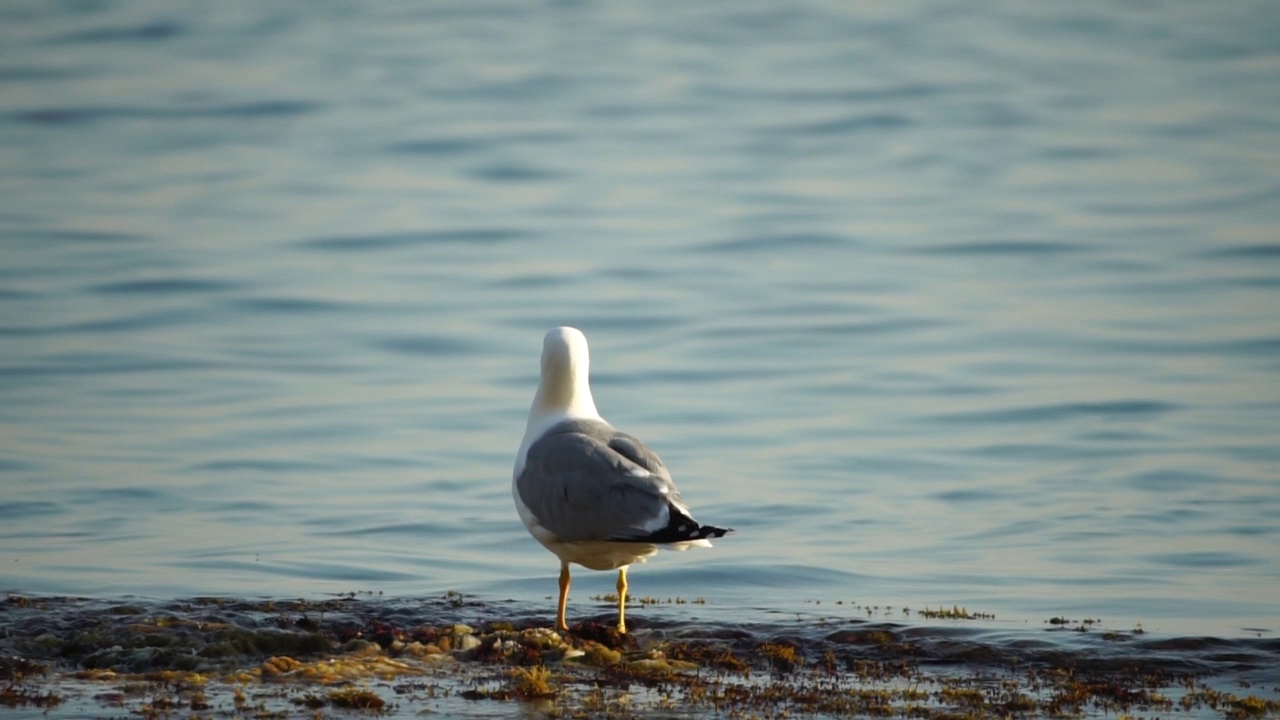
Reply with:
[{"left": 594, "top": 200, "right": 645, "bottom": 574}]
[{"left": 2, "top": 1, "right": 1278, "bottom": 640}]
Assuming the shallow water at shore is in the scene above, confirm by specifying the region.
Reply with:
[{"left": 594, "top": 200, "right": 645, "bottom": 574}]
[{"left": 3, "top": 593, "right": 1278, "bottom": 720}]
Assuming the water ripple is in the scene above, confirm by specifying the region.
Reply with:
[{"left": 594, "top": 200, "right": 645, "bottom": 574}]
[
  {"left": 914, "top": 240, "right": 1092, "bottom": 256},
  {"left": 0, "top": 65, "right": 82, "bottom": 81},
  {"left": 1148, "top": 552, "right": 1259, "bottom": 569},
  {"left": 224, "top": 296, "right": 349, "bottom": 314},
  {"left": 385, "top": 137, "right": 486, "bottom": 156},
  {"left": 56, "top": 21, "right": 184, "bottom": 43},
  {"left": 91, "top": 278, "right": 240, "bottom": 295},
  {"left": 928, "top": 400, "right": 1179, "bottom": 425},
  {"left": 172, "top": 558, "right": 418, "bottom": 583},
  {"left": 376, "top": 335, "right": 485, "bottom": 357},
  {"left": 469, "top": 162, "right": 561, "bottom": 183},
  {"left": 186, "top": 459, "right": 335, "bottom": 474},
  {"left": 0, "top": 308, "right": 208, "bottom": 336},
  {"left": 696, "top": 232, "right": 851, "bottom": 254},
  {"left": 11, "top": 101, "right": 320, "bottom": 126},
  {"left": 300, "top": 228, "right": 529, "bottom": 252},
  {"left": 0, "top": 500, "right": 61, "bottom": 520},
  {"left": 2, "top": 229, "right": 149, "bottom": 244},
  {"left": 1126, "top": 469, "right": 1220, "bottom": 492},
  {"left": 1201, "top": 244, "right": 1280, "bottom": 259},
  {"left": 783, "top": 112, "right": 915, "bottom": 136},
  {"left": 0, "top": 355, "right": 210, "bottom": 377}
]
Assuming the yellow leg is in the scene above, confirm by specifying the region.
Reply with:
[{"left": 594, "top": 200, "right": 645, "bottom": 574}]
[
  {"left": 616, "top": 566, "right": 628, "bottom": 634},
  {"left": 556, "top": 563, "right": 571, "bottom": 632}
]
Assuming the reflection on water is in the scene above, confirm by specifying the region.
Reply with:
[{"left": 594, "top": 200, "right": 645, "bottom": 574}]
[{"left": 1, "top": 0, "right": 1278, "bottom": 652}]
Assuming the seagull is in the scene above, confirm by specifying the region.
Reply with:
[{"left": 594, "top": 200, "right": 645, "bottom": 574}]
[{"left": 513, "top": 326, "right": 730, "bottom": 633}]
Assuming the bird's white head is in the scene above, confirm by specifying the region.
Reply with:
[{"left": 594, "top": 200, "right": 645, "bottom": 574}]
[
  {"left": 516, "top": 327, "right": 602, "bottom": 478},
  {"left": 532, "top": 326, "right": 600, "bottom": 422}
]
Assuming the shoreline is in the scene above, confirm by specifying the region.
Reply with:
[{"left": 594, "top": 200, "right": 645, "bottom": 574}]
[{"left": 3, "top": 592, "right": 1278, "bottom": 719}]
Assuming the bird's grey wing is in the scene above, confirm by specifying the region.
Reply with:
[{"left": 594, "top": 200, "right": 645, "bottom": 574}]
[
  {"left": 605, "top": 432, "right": 668, "bottom": 476},
  {"left": 608, "top": 430, "right": 701, "bottom": 508},
  {"left": 604, "top": 431, "right": 723, "bottom": 543},
  {"left": 517, "top": 430, "right": 671, "bottom": 542}
]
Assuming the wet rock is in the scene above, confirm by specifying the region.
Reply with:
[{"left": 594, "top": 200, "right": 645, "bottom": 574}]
[
  {"left": 452, "top": 633, "right": 481, "bottom": 653},
  {"left": 339, "top": 638, "right": 380, "bottom": 655},
  {"left": 568, "top": 643, "right": 620, "bottom": 667},
  {"left": 518, "top": 627, "right": 562, "bottom": 649}
]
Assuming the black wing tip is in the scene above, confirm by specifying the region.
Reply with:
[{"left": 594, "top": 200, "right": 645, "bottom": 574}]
[{"left": 616, "top": 521, "right": 733, "bottom": 544}]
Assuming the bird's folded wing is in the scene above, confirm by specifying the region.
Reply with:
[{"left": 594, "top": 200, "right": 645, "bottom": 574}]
[{"left": 517, "top": 427, "right": 673, "bottom": 543}]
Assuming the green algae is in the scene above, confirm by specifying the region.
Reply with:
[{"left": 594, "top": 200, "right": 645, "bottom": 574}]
[{"left": 916, "top": 605, "right": 994, "bottom": 620}]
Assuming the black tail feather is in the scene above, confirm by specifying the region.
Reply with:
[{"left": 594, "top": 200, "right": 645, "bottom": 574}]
[{"left": 613, "top": 504, "right": 733, "bottom": 544}]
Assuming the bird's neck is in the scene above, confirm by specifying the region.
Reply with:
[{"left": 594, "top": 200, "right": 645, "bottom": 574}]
[
  {"left": 531, "top": 370, "right": 598, "bottom": 422},
  {"left": 516, "top": 374, "right": 601, "bottom": 479}
]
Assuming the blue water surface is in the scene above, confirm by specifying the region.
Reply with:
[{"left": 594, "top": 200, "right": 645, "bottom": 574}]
[{"left": 1, "top": 0, "right": 1278, "bottom": 637}]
